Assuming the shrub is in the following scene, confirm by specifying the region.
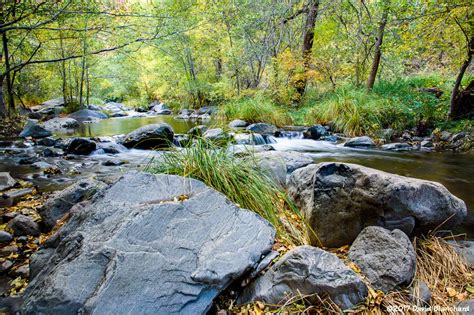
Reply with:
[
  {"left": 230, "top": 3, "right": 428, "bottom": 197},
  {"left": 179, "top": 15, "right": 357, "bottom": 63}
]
[{"left": 219, "top": 94, "right": 293, "bottom": 127}]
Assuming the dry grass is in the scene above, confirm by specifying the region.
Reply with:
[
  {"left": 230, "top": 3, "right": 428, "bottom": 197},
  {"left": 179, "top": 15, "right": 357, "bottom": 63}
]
[{"left": 225, "top": 235, "right": 473, "bottom": 314}]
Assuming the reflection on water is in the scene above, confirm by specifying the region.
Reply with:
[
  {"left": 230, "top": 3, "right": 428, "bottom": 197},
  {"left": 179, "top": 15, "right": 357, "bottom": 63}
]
[{"left": 59, "top": 115, "right": 213, "bottom": 137}]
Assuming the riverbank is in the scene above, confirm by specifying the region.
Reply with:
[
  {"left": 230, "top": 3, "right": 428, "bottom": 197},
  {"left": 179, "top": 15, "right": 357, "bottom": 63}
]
[{"left": 0, "top": 100, "right": 473, "bottom": 313}]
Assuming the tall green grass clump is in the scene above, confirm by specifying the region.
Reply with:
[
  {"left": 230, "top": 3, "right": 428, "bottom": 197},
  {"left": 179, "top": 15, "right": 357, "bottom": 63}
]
[
  {"left": 304, "top": 78, "right": 447, "bottom": 136},
  {"left": 219, "top": 94, "right": 293, "bottom": 127},
  {"left": 147, "top": 140, "right": 307, "bottom": 245}
]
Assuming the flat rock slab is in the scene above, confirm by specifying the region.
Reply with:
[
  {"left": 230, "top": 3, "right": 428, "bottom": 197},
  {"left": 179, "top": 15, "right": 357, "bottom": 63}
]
[{"left": 22, "top": 172, "right": 275, "bottom": 314}]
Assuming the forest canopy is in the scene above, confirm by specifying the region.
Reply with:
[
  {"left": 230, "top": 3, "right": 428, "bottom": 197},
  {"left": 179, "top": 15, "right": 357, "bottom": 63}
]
[{"left": 1, "top": 0, "right": 473, "bottom": 129}]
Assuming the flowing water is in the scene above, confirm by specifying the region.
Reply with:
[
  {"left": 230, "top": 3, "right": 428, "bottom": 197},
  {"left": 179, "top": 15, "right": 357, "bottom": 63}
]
[
  {"left": 1, "top": 115, "right": 473, "bottom": 236},
  {"left": 61, "top": 115, "right": 214, "bottom": 137}
]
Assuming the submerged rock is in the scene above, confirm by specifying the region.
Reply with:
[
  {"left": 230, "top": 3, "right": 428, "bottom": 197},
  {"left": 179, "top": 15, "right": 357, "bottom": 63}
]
[
  {"left": 344, "top": 136, "right": 375, "bottom": 148},
  {"left": 237, "top": 245, "right": 368, "bottom": 310},
  {"left": 21, "top": 172, "right": 275, "bottom": 314},
  {"left": 122, "top": 123, "right": 174, "bottom": 149},
  {"left": 39, "top": 178, "right": 108, "bottom": 229},
  {"left": 288, "top": 162, "right": 467, "bottom": 247},
  {"left": 348, "top": 226, "right": 416, "bottom": 292},
  {"left": 381, "top": 142, "right": 413, "bottom": 151}
]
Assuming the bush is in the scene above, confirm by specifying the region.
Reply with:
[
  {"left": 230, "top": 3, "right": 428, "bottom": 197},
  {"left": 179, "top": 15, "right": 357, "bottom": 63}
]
[
  {"left": 147, "top": 140, "right": 307, "bottom": 245},
  {"left": 219, "top": 94, "right": 293, "bottom": 127},
  {"left": 304, "top": 78, "right": 449, "bottom": 136}
]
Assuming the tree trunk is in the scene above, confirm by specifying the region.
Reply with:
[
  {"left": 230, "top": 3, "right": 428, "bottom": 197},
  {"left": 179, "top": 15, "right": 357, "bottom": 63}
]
[
  {"left": 2, "top": 31, "right": 15, "bottom": 114},
  {"left": 295, "top": 0, "right": 320, "bottom": 99},
  {"left": 449, "top": 35, "right": 474, "bottom": 120},
  {"left": 367, "top": 5, "right": 389, "bottom": 90},
  {"left": 0, "top": 76, "right": 6, "bottom": 117}
]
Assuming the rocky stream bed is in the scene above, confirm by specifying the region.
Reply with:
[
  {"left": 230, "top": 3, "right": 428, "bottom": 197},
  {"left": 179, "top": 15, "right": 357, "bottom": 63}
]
[{"left": 0, "top": 98, "right": 473, "bottom": 313}]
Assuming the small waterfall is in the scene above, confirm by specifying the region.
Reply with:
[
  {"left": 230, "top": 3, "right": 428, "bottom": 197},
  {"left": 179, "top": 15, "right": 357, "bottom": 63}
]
[
  {"left": 234, "top": 133, "right": 267, "bottom": 145},
  {"left": 271, "top": 138, "right": 347, "bottom": 153}
]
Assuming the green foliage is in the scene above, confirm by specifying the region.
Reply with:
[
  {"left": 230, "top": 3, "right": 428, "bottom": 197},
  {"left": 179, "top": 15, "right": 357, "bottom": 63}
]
[
  {"left": 219, "top": 94, "right": 293, "bottom": 127},
  {"left": 304, "top": 77, "right": 451, "bottom": 136},
  {"left": 147, "top": 140, "right": 306, "bottom": 245}
]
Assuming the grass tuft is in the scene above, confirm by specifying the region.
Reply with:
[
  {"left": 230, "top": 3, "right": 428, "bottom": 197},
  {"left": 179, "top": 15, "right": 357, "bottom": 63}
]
[
  {"left": 218, "top": 95, "right": 293, "bottom": 127},
  {"left": 146, "top": 139, "right": 306, "bottom": 246}
]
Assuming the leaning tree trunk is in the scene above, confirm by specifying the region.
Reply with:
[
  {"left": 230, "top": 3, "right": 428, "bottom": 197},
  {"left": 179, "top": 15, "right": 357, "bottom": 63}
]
[
  {"left": 448, "top": 35, "right": 474, "bottom": 120},
  {"left": 367, "top": 7, "right": 388, "bottom": 90},
  {"left": 295, "top": 0, "right": 320, "bottom": 99},
  {"left": 0, "top": 76, "right": 6, "bottom": 117}
]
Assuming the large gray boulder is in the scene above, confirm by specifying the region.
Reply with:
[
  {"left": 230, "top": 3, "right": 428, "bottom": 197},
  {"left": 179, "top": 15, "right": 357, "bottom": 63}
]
[
  {"left": 19, "top": 121, "right": 52, "bottom": 138},
  {"left": 122, "top": 123, "right": 174, "bottom": 149},
  {"left": 288, "top": 162, "right": 467, "bottom": 247},
  {"left": 253, "top": 151, "right": 314, "bottom": 187},
  {"left": 237, "top": 245, "right": 368, "bottom": 310},
  {"left": 0, "top": 172, "right": 16, "bottom": 192},
  {"left": 247, "top": 123, "right": 277, "bottom": 135},
  {"left": 348, "top": 226, "right": 416, "bottom": 292},
  {"left": 21, "top": 172, "right": 275, "bottom": 314},
  {"left": 42, "top": 117, "right": 80, "bottom": 131},
  {"left": 39, "top": 178, "right": 107, "bottom": 229},
  {"left": 68, "top": 109, "right": 108, "bottom": 122}
]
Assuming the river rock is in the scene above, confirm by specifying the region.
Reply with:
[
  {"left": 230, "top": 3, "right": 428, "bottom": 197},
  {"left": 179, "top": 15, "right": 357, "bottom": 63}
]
[
  {"left": 229, "top": 119, "right": 248, "bottom": 129},
  {"left": 203, "top": 128, "right": 227, "bottom": 142},
  {"left": 42, "top": 117, "right": 80, "bottom": 131},
  {"left": 0, "top": 172, "right": 16, "bottom": 192},
  {"left": 36, "top": 137, "right": 56, "bottom": 147},
  {"left": 122, "top": 123, "right": 174, "bottom": 149},
  {"left": 8, "top": 214, "right": 40, "bottom": 237},
  {"left": 66, "top": 138, "right": 97, "bottom": 155},
  {"left": 382, "top": 142, "right": 413, "bottom": 151},
  {"left": 348, "top": 226, "right": 416, "bottom": 292},
  {"left": 39, "top": 178, "right": 108, "bottom": 229},
  {"left": 68, "top": 109, "right": 108, "bottom": 122},
  {"left": 303, "top": 124, "right": 328, "bottom": 140},
  {"left": 420, "top": 140, "right": 434, "bottom": 148},
  {"left": 411, "top": 281, "right": 431, "bottom": 306},
  {"left": 21, "top": 172, "right": 275, "bottom": 314},
  {"left": 456, "top": 299, "right": 474, "bottom": 315},
  {"left": 287, "top": 162, "right": 467, "bottom": 247},
  {"left": 19, "top": 122, "right": 52, "bottom": 139},
  {"left": 0, "top": 231, "right": 13, "bottom": 243},
  {"left": 237, "top": 245, "right": 368, "bottom": 310},
  {"left": 42, "top": 148, "right": 63, "bottom": 157},
  {"left": 253, "top": 151, "right": 314, "bottom": 186},
  {"left": 448, "top": 240, "right": 474, "bottom": 266},
  {"left": 95, "top": 142, "right": 127, "bottom": 154},
  {"left": 344, "top": 136, "right": 375, "bottom": 148},
  {"left": 247, "top": 123, "right": 277, "bottom": 135}
]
